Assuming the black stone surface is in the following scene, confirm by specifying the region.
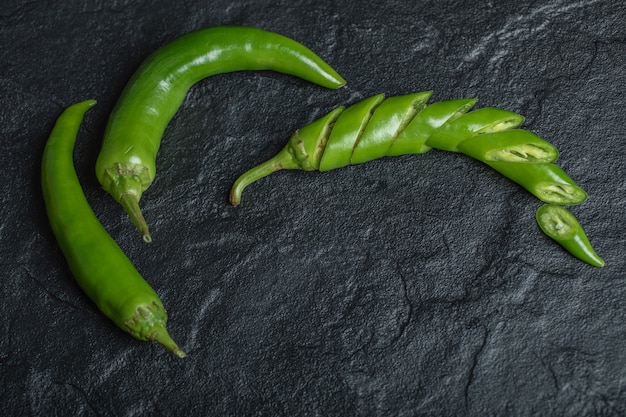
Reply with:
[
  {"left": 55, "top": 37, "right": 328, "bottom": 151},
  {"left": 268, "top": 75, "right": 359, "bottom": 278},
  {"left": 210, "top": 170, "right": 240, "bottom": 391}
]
[{"left": 2, "top": 1, "right": 625, "bottom": 416}]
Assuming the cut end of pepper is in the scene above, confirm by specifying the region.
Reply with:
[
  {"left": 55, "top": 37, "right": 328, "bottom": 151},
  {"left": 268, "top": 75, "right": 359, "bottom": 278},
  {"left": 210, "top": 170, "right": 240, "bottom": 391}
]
[{"left": 535, "top": 182, "right": 588, "bottom": 206}]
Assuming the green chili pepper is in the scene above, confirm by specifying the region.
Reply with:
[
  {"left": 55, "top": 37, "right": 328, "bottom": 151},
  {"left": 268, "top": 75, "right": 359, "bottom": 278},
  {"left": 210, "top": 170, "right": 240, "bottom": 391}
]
[
  {"left": 42, "top": 100, "right": 186, "bottom": 357},
  {"left": 229, "top": 92, "right": 586, "bottom": 207},
  {"left": 229, "top": 92, "right": 599, "bottom": 266},
  {"left": 96, "top": 26, "right": 346, "bottom": 242},
  {"left": 536, "top": 205, "right": 604, "bottom": 267}
]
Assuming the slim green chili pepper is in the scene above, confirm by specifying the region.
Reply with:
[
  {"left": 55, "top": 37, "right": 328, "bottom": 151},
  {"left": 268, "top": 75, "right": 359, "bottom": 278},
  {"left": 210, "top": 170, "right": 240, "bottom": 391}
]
[
  {"left": 229, "top": 92, "right": 586, "bottom": 206},
  {"left": 536, "top": 204, "right": 604, "bottom": 267},
  {"left": 96, "top": 26, "right": 346, "bottom": 242},
  {"left": 229, "top": 92, "right": 598, "bottom": 266},
  {"left": 42, "top": 100, "right": 186, "bottom": 357}
]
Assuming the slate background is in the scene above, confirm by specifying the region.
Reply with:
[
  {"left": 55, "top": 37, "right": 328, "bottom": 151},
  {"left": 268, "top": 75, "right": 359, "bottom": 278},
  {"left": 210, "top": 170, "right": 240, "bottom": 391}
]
[{"left": 1, "top": 0, "right": 625, "bottom": 416}]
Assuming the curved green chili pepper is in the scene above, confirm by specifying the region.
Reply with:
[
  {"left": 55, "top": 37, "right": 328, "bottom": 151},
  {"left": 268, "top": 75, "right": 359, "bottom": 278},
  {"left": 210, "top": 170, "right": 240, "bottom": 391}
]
[
  {"left": 229, "top": 92, "right": 586, "bottom": 207},
  {"left": 96, "top": 26, "right": 346, "bottom": 242},
  {"left": 536, "top": 205, "right": 604, "bottom": 267},
  {"left": 42, "top": 100, "right": 186, "bottom": 357},
  {"left": 229, "top": 92, "right": 599, "bottom": 266}
]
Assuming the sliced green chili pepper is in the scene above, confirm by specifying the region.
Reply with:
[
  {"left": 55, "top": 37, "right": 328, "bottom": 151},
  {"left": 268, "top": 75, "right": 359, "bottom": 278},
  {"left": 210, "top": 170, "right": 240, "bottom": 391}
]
[
  {"left": 96, "top": 26, "right": 346, "bottom": 242},
  {"left": 229, "top": 92, "right": 586, "bottom": 208},
  {"left": 42, "top": 100, "right": 186, "bottom": 357},
  {"left": 229, "top": 92, "right": 598, "bottom": 266},
  {"left": 536, "top": 204, "right": 604, "bottom": 267}
]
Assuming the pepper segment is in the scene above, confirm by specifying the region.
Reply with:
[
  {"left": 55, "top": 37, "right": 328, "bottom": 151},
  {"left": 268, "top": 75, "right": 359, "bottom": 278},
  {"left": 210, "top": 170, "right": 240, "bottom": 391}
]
[
  {"left": 387, "top": 98, "right": 477, "bottom": 156},
  {"left": 485, "top": 161, "right": 587, "bottom": 205},
  {"left": 536, "top": 205, "right": 604, "bottom": 267},
  {"left": 425, "top": 107, "right": 525, "bottom": 152},
  {"left": 229, "top": 107, "right": 344, "bottom": 205},
  {"left": 350, "top": 92, "right": 432, "bottom": 164},
  {"left": 96, "top": 26, "right": 346, "bottom": 241},
  {"left": 457, "top": 130, "right": 559, "bottom": 163}
]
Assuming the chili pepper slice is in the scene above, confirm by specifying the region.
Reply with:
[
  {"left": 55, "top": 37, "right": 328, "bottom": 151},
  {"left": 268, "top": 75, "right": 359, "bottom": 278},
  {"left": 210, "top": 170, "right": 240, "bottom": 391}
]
[
  {"left": 350, "top": 92, "right": 432, "bottom": 165},
  {"left": 536, "top": 204, "right": 604, "bottom": 267},
  {"left": 426, "top": 107, "right": 525, "bottom": 152},
  {"left": 457, "top": 129, "right": 559, "bottom": 163},
  {"left": 386, "top": 98, "right": 477, "bottom": 156},
  {"left": 485, "top": 161, "right": 587, "bottom": 205}
]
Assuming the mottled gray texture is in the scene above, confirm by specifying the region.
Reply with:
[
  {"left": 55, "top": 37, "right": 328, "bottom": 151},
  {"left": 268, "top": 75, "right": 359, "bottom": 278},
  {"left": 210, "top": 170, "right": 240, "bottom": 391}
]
[{"left": 1, "top": 0, "right": 625, "bottom": 416}]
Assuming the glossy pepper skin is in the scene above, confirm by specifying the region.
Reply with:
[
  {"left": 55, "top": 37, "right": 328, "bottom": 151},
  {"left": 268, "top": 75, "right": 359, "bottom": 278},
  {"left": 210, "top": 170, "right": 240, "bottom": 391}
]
[
  {"left": 96, "top": 26, "right": 346, "bottom": 242},
  {"left": 536, "top": 205, "right": 604, "bottom": 267},
  {"left": 42, "top": 100, "right": 186, "bottom": 358},
  {"left": 229, "top": 92, "right": 586, "bottom": 206}
]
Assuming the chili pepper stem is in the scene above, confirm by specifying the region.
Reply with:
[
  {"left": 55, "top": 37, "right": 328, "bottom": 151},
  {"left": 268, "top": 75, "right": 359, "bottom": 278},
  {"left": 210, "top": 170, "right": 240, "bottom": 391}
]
[
  {"left": 119, "top": 193, "right": 152, "bottom": 243},
  {"left": 230, "top": 148, "right": 299, "bottom": 205}
]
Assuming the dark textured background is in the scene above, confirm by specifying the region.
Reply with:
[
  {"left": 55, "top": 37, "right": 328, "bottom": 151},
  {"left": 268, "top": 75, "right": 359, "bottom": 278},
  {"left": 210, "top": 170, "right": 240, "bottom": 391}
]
[{"left": 1, "top": 0, "right": 625, "bottom": 416}]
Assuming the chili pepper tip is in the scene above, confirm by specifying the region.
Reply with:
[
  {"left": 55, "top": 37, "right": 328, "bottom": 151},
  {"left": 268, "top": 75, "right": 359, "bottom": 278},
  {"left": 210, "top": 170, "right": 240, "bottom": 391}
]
[
  {"left": 151, "top": 326, "right": 187, "bottom": 358},
  {"left": 119, "top": 193, "right": 152, "bottom": 243}
]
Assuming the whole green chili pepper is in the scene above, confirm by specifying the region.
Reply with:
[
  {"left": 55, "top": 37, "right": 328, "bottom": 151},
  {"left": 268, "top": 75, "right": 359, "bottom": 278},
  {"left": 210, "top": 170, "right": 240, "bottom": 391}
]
[
  {"left": 536, "top": 204, "right": 604, "bottom": 267},
  {"left": 229, "top": 92, "right": 586, "bottom": 206},
  {"left": 42, "top": 100, "right": 186, "bottom": 357},
  {"left": 96, "top": 26, "right": 346, "bottom": 242}
]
